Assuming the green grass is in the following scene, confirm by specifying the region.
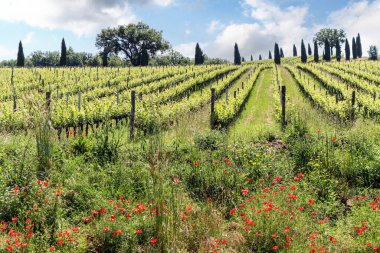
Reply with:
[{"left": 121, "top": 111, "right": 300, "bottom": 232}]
[
  {"left": 280, "top": 66, "right": 339, "bottom": 133},
  {"left": 229, "top": 68, "right": 280, "bottom": 141}
]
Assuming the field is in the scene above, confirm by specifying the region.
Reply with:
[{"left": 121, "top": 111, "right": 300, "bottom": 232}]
[{"left": 0, "top": 58, "right": 379, "bottom": 252}]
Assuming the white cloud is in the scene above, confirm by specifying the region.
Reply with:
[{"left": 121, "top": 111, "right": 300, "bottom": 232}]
[
  {"left": 185, "top": 29, "right": 191, "bottom": 35},
  {"left": 152, "top": 0, "right": 175, "bottom": 6},
  {"left": 23, "top": 32, "right": 34, "bottom": 45},
  {"left": 175, "top": 0, "right": 310, "bottom": 61},
  {"left": 174, "top": 42, "right": 198, "bottom": 58},
  {"left": 327, "top": 0, "right": 380, "bottom": 56},
  {"left": 0, "top": 44, "right": 16, "bottom": 60},
  {"left": 207, "top": 20, "right": 224, "bottom": 33},
  {"left": 0, "top": 0, "right": 174, "bottom": 36}
]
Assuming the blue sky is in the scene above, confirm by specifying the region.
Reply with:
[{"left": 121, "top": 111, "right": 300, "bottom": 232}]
[{"left": 0, "top": 0, "right": 378, "bottom": 60}]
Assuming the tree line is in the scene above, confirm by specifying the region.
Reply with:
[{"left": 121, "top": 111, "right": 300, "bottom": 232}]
[{"left": 2, "top": 25, "right": 378, "bottom": 68}]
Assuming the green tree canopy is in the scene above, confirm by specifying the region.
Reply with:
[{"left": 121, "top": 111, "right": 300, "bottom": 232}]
[
  {"left": 313, "top": 28, "right": 346, "bottom": 52},
  {"left": 301, "top": 40, "right": 307, "bottom": 63},
  {"left": 234, "top": 43, "right": 241, "bottom": 65},
  {"left": 324, "top": 39, "right": 331, "bottom": 61},
  {"left": 17, "top": 41, "right": 25, "bottom": 67},
  {"left": 274, "top": 43, "right": 280, "bottom": 64},
  {"left": 352, "top": 37, "right": 357, "bottom": 59},
  {"left": 313, "top": 41, "right": 319, "bottom": 62},
  {"left": 308, "top": 43, "right": 312, "bottom": 55},
  {"left": 356, "top": 33, "right": 362, "bottom": 58},
  {"left": 96, "top": 22, "right": 169, "bottom": 66},
  {"left": 345, "top": 39, "right": 350, "bottom": 61},
  {"left": 368, "top": 45, "right": 378, "bottom": 60},
  {"left": 195, "top": 43, "right": 204, "bottom": 65},
  {"left": 60, "top": 38, "right": 67, "bottom": 66},
  {"left": 336, "top": 40, "right": 341, "bottom": 62}
]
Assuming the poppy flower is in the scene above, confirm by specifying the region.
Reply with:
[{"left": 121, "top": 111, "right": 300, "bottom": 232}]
[
  {"left": 241, "top": 189, "right": 249, "bottom": 196},
  {"left": 135, "top": 228, "right": 142, "bottom": 234},
  {"left": 273, "top": 245, "right": 278, "bottom": 250},
  {"left": 331, "top": 137, "right": 337, "bottom": 142},
  {"left": 194, "top": 161, "right": 199, "bottom": 166},
  {"left": 150, "top": 238, "right": 157, "bottom": 245},
  {"left": 173, "top": 178, "right": 180, "bottom": 184}
]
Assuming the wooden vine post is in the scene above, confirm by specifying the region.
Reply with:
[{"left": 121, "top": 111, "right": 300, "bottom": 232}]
[
  {"left": 351, "top": 90, "right": 356, "bottom": 120},
  {"left": 130, "top": 90, "right": 136, "bottom": 139},
  {"left": 78, "top": 91, "right": 82, "bottom": 136},
  {"left": 210, "top": 88, "right": 216, "bottom": 129},
  {"left": 46, "top": 91, "right": 51, "bottom": 110},
  {"left": 281, "top": 85, "right": 286, "bottom": 131}
]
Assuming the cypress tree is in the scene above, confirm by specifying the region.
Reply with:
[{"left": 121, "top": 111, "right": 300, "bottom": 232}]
[
  {"left": 140, "top": 49, "right": 149, "bottom": 66},
  {"left": 242, "top": 57, "right": 245, "bottom": 62},
  {"left": 280, "top": 48, "right": 284, "bottom": 58},
  {"left": 293, "top": 44, "right": 297, "bottom": 56},
  {"left": 301, "top": 39, "right": 307, "bottom": 63},
  {"left": 324, "top": 39, "right": 331, "bottom": 61},
  {"left": 308, "top": 43, "right": 312, "bottom": 55},
  {"left": 195, "top": 43, "right": 203, "bottom": 65},
  {"left": 314, "top": 41, "right": 319, "bottom": 62},
  {"left": 345, "top": 39, "right": 350, "bottom": 61},
  {"left": 268, "top": 50, "right": 272, "bottom": 59},
  {"left": 234, "top": 43, "right": 241, "bottom": 65},
  {"left": 352, "top": 37, "right": 357, "bottom": 59},
  {"left": 274, "top": 43, "right": 281, "bottom": 64},
  {"left": 16, "top": 41, "right": 25, "bottom": 67},
  {"left": 323, "top": 50, "right": 325, "bottom": 61},
  {"left": 251, "top": 55, "right": 253, "bottom": 61},
  {"left": 60, "top": 38, "right": 67, "bottom": 66},
  {"left": 259, "top": 55, "right": 262, "bottom": 60},
  {"left": 336, "top": 40, "right": 341, "bottom": 62},
  {"left": 356, "top": 33, "right": 362, "bottom": 58}
]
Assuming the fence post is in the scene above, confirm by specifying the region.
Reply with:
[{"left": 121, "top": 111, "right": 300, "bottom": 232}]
[
  {"left": 210, "top": 88, "right": 216, "bottom": 129},
  {"left": 78, "top": 91, "right": 82, "bottom": 136},
  {"left": 281, "top": 85, "right": 286, "bottom": 130},
  {"left": 130, "top": 90, "right": 136, "bottom": 139},
  {"left": 46, "top": 91, "right": 51, "bottom": 110}
]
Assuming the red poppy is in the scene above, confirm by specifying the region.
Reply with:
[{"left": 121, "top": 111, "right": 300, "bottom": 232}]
[
  {"left": 241, "top": 189, "right": 249, "bottom": 196},
  {"left": 259, "top": 178, "right": 264, "bottom": 182},
  {"left": 194, "top": 161, "right": 199, "bottom": 166},
  {"left": 308, "top": 199, "right": 314, "bottom": 204},
  {"left": 57, "top": 240, "right": 63, "bottom": 245},
  {"left": 13, "top": 186, "right": 19, "bottom": 193},
  {"left": 173, "top": 178, "right": 180, "bottom": 184},
  {"left": 103, "top": 227, "right": 109, "bottom": 231},
  {"left": 331, "top": 137, "right": 337, "bottom": 142},
  {"left": 273, "top": 245, "right": 278, "bottom": 250},
  {"left": 49, "top": 247, "right": 54, "bottom": 251},
  {"left": 135, "top": 228, "right": 142, "bottom": 234},
  {"left": 272, "top": 234, "right": 277, "bottom": 238},
  {"left": 150, "top": 238, "right": 157, "bottom": 245}
]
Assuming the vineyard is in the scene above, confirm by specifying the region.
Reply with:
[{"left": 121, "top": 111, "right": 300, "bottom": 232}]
[{"left": 0, "top": 58, "right": 379, "bottom": 252}]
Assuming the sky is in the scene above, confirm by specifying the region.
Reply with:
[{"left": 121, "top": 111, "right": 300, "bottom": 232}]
[{"left": 0, "top": 0, "right": 379, "bottom": 61}]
